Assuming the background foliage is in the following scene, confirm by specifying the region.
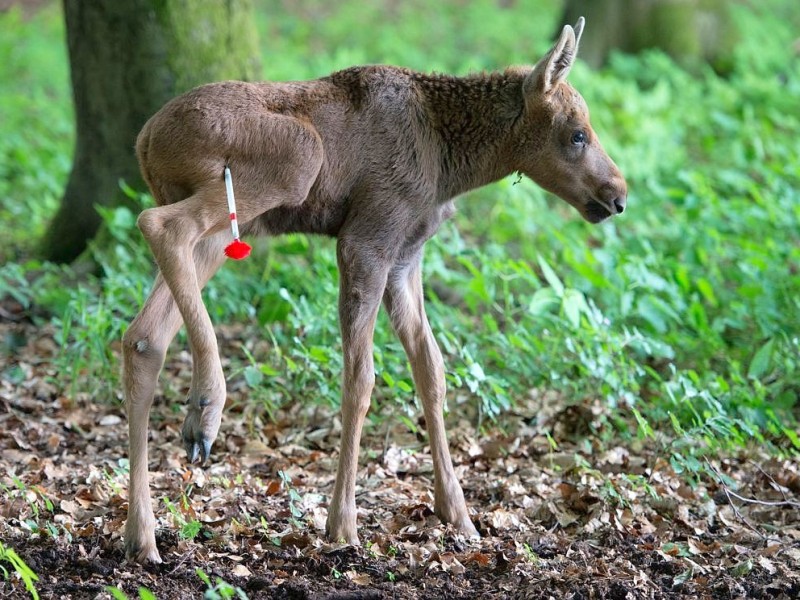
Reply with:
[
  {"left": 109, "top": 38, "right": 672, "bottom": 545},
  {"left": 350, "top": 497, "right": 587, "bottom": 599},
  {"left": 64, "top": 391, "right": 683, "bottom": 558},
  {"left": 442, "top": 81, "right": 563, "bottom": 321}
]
[{"left": 1, "top": 0, "right": 799, "bottom": 479}]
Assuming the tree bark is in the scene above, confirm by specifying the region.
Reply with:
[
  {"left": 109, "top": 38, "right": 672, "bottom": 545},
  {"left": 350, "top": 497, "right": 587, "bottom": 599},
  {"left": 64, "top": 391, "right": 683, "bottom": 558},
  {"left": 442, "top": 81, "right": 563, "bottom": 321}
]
[
  {"left": 561, "top": 0, "right": 737, "bottom": 73},
  {"left": 43, "top": 0, "right": 261, "bottom": 263}
]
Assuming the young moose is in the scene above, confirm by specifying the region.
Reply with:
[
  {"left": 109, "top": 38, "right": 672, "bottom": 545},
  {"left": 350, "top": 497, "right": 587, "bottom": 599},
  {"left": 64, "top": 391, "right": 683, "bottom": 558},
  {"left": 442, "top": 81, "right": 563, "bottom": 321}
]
[{"left": 123, "top": 17, "right": 627, "bottom": 562}]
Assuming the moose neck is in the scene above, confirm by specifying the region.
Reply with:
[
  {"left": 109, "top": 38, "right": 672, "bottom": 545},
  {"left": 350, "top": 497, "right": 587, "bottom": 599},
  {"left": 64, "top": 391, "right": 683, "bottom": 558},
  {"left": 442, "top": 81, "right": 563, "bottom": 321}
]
[{"left": 415, "top": 70, "right": 527, "bottom": 199}]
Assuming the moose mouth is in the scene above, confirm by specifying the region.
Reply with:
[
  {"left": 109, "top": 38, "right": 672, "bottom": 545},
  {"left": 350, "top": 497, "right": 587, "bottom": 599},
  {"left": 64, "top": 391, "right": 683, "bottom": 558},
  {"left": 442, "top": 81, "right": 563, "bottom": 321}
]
[{"left": 585, "top": 200, "right": 612, "bottom": 223}]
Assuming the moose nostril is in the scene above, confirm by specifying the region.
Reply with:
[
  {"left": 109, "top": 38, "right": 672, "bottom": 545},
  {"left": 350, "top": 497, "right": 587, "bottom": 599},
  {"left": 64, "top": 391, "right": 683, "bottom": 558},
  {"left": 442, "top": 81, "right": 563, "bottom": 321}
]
[{"left": 613, "top": 197, "right": 626, "bottom": 214}]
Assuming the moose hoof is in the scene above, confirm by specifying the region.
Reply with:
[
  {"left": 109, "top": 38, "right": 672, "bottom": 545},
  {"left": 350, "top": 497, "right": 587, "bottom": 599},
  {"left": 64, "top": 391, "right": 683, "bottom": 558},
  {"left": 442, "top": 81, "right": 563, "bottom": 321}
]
[
  {"left": 183, "top": 433, "right": 214, "bottom": 465},
  {"left": 325, "top": 512, "right": 360, "bottom": 545},
  {"left": 124, "top": 529, "right": 162, "bottom": 564},
  {"left": 181, "top": 397, "right": 223, "bottom": 464},
  {"left": 454, "top": 516, "right": 480, "bottom": 540},
  {"left": 128, "top": 543, "right": 162, "bottom": 564},
  {"left": 436, "top": 505, "right": 480, "bottom": 539}
]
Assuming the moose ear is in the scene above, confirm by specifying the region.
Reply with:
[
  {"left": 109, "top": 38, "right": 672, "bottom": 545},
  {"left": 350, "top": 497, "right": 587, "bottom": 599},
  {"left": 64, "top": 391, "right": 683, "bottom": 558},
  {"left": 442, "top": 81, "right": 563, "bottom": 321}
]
[
  {"left": 524, "top": 16, "right": 584, "bottom": 97},
  {"left": 573, "top": 16, "right": 585, "bottom": 48}
]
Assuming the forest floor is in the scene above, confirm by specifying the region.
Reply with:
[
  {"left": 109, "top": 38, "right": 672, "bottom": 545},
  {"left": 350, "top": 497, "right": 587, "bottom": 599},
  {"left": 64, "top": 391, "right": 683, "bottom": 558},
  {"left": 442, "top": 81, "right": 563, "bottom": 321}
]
[{"left": 1, "top": 317, "right": 800, "bottom": 599}]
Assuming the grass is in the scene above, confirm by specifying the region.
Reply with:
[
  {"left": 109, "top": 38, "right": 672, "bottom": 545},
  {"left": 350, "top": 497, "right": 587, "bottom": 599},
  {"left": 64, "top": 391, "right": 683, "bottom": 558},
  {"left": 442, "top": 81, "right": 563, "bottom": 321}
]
[
  {"left": 0, "top": 0, "right": 798, "bottom": 485},
  {"left": 0, "top": 3, "right": 71, "bottom": 257},
  {"left": 0, "top": 542, "right": 39, "bottom": 600}
]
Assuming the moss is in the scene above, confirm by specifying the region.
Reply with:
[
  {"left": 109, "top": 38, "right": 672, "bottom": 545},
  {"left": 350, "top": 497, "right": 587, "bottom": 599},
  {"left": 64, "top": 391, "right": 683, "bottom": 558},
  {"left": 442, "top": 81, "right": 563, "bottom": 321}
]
[
  {"left": 152, "top": 0, "right": 262, "bottom": 92},
  {"left": 43, "top": 0, "right": 262, "bottom": 262}
]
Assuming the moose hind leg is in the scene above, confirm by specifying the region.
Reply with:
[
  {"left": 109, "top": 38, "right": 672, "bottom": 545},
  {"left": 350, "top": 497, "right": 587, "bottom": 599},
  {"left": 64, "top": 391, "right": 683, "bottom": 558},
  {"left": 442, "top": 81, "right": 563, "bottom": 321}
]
[
  {"left": 384, "top": 256, "right": 479, "bottom": 538},
  {"left": 159, "top": 116, "right": 324, "bottom": 462},
  {"left": 123, "top": 232, "right": 228, "bottom": 563},
  {"left": 123, "top": 274, "right": 179, "bottom": 563},
  {"left": 136, "top": 190, "right": 232, "bottom": 467}
]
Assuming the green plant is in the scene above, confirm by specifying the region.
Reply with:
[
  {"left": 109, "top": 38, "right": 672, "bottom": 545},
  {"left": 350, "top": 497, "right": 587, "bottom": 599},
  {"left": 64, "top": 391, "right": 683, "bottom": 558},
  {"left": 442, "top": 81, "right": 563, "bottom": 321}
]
[
  {"left": 279, "top": 470, "right": 305, "bottom": 528},
  {"left": 106, "top": 587, "right": 158, "bottom": 600},
  {"left": 0, "top": 542, "right": 39, "bottom": 600},
  {"left": 162, "top": 494, "right": 202, "bottom": 541},
  {"left": 1, "top": 0, "right": 798, "bottom": 491},
  {"left": 521, "top": 543, "right": 540, "bottom": 566},
  {"left": 0, "top": 478, "right": 60, "bottom": 540},
  {"left": 196, "top": 569, "right": 248, "bottom": 600},
  {"left": 0, "top": 5, "right": 71, "bottom": 262}
]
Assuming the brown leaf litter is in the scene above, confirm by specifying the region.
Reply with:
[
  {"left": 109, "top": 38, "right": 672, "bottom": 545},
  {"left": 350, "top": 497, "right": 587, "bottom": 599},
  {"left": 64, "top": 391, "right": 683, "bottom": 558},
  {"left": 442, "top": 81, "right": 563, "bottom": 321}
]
[{"left": 1, "top": 319, "right": 799, "bottom": 599}]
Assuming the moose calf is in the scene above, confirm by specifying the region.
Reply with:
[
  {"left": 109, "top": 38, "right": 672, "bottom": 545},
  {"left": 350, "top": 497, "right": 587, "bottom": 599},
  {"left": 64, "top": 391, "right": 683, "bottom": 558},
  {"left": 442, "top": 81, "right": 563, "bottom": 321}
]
[{"left": 123, "top": 17, "right": 627, "bottom": 563}]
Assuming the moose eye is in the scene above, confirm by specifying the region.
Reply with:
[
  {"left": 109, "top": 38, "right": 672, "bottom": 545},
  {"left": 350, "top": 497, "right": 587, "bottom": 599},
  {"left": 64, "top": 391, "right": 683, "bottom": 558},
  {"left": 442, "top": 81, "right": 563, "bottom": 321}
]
[{"left": 571, "top": 130, "right": 588, "bottom": 146}]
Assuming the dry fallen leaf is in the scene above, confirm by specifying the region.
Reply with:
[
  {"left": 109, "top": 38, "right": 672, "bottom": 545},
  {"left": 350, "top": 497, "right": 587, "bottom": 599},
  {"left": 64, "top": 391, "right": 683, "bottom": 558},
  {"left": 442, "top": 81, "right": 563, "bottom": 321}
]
[
  {"left": 1, "top": 319, "right": 799, "bottom": 599},
  {"left": 231, "top": 564, "right": 252, "bottom": 577},
  {"left": 346, "top": 571, "right": 372, "bottom": 585}
]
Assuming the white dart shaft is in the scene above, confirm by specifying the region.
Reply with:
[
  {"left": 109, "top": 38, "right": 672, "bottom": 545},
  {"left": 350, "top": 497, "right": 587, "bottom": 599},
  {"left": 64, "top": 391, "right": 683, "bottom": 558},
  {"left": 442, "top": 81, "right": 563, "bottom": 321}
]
[{"left": 224, "top": 166, "right": 241, "bottom": 240}]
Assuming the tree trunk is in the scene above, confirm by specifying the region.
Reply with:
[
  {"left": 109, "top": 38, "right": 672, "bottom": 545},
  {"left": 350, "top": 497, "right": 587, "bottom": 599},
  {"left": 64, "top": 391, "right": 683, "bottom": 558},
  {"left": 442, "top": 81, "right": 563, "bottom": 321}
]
[
  {"left": 43, "top": 0, "right": 261, "bottom": 263},
  {"left": 561, "top": 0, "right": 737, "bottom": 73}
]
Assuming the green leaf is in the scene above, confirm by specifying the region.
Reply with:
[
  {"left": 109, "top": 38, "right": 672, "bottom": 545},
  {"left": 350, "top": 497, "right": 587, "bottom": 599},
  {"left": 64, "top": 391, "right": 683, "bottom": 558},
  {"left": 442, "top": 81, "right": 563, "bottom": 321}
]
[
  {"left": 106, "top": 588, "right": 129, "bottom": 600},
  {"left": 636, "top": 295, "right": 678, "bottom": 333},
  {"left": 730, "top": 559, "right": 754, "bottom": 577},
  {"left": 257, "top": 292, "right": 292, "bottom": 325},
  {"left": 537, "top": 256, "right": 564, "bottom": 297},
  {"left": 696, "top": 277, "right": 717, "bottom": 306},
  {"left": 274, "top": 234, "right": 309, "bottom": 255},
  {"left": 196, "top": 568, "right": 212, "bottom": 586},
  {"left": 468, "top": 361, "right": 486, "bottom": 382},
  {"left": 632, "top": 407, "right": 655, "bottom": 439},
  {"left": 138, "top": 589, "right": 157, "bottom": 600},
  {"left": 308, "top": 346, "right": 330, "bottom": 362},
  {"left": 259, "top": 363, "right": 278, "bottom": 377},
  {"left": 243, "top": 365, "right": 264, "bottom": 387},
  {"left": 747, "top": 338, "right": 774, "bottom": 380},
  {"left": 0, "top": 546, "right": 39, "bottom": 600},
  {"left": 668, "top": 412, "right": 685, "bottom": 436},
  {"left": 180, "top": 520, "right": 201, "bottom": 540},
  {"left": 783, "top": 428, "right": 800, "bottom": 449},
  {"left": 398, "top": 415, "right": 418, "bottom": 434},
  {"left": 562, "top": 289, "right": 588, "bottom": 329},
  {"left": 528, "top": 287, "right": 559, "bottom": 316}
]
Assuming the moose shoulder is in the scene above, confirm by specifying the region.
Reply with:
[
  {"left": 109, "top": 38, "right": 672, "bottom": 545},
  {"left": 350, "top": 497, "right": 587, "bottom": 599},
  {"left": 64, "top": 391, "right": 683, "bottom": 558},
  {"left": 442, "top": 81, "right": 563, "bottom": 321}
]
[{"left": 123, "top": 17, "right": 627, "bottom": 563}]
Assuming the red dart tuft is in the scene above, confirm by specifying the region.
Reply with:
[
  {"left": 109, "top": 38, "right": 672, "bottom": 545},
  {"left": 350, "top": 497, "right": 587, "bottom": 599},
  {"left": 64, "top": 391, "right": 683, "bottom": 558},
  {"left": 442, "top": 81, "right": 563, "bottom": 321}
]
[{"left": 224, "top": 239, "right": 252, "bottom": 260}]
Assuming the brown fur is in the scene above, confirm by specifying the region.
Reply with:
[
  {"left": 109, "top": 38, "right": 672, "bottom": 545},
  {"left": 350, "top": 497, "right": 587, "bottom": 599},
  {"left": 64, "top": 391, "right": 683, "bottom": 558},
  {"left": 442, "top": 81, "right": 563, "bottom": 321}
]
[{"left": 123, "top": 17, "right": 627, "bottom": 563}]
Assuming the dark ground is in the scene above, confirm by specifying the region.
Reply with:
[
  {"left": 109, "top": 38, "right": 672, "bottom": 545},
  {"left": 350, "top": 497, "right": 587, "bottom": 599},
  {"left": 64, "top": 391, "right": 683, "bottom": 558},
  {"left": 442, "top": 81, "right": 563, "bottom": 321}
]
[{"left": 1, "top": 318, "right": 799, "bottom": 599}]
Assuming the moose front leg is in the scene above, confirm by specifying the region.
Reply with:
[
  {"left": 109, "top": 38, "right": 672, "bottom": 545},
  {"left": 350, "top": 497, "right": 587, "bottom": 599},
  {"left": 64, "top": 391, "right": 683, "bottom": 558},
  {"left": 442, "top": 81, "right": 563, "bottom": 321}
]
[
  {"left": 326, "top": 240, "right": 389, "bottom": 544},
  {"left": 384, "top": 255, "right": 479, "bottom": 538}
]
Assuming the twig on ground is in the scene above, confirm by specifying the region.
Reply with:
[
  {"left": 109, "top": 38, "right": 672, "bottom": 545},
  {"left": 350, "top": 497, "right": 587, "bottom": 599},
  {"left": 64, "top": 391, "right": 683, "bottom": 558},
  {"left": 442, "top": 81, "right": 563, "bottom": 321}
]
[
  {"left": 749, "top": 460, "right": 793, "bottom": 504},
  {"left": 167, "top": 547, "right": 198, "bottom": 576},
  {"left": 723, "top": 487, "right": 800, "bottom": 509},
  {"left": 707, "top": 460, "right": 800, "bottom": 508},
  {"left": 705, "top": 460, "right": 770, "bottom": 542}
]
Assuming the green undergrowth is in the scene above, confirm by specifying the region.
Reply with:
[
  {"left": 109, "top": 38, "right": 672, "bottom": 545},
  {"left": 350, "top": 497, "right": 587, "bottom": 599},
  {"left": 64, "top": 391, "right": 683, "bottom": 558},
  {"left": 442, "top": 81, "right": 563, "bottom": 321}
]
[{"left": 1, "top": 0, "right": 798, "bottom": 481}]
